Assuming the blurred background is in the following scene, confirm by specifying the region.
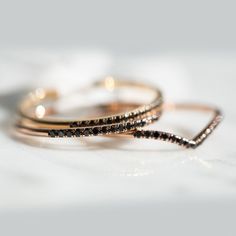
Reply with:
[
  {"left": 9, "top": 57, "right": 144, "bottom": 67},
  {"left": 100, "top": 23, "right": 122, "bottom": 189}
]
[
  {"left": 0, "top": 1, "right": 236, "bottom": 236},
  {"left": 0, "top": 0, "right": 235, "bottom": 52}
]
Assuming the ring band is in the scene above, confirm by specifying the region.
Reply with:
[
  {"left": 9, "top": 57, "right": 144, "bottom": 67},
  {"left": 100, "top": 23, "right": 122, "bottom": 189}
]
[
  {"left": 15, "top": 102, "right": 222, "bottom": 149},
  {"left": 19, "top": 78, "right": 163, "bottom": 128},
  {"left": 15, "top": 78, "right": 223, "bottom": 149},
  {"left": 131, "top": 103, "right": 223, "bottom": 148},
  {"left": 16, "top": 78, "right": 163, "bottom": 137}
]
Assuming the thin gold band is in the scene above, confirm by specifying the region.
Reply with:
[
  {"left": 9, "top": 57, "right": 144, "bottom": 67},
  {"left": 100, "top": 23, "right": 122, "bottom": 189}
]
[
  {"left": 131, "top": 103, "right": 223, "bottom": 149},
  {"left": 19, "top": 78, "right": 163, "bottom": 128},
  {"left": 16, "top": 78, "right": 163, "bottom": 138},
  {"left": 15, "top": 102, "right": 222, "bottom": 149},
  {"left": 15, "top": 78, "right": 222, "bottom": 149}
]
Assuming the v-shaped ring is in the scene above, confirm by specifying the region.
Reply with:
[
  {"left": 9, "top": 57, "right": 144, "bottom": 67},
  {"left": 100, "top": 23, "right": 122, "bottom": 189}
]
[{"left": 132, "top": 103, "right": 223, "bottom": 149}]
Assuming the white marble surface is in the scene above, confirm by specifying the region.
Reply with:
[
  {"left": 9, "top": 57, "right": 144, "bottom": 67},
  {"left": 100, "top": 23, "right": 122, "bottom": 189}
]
[{"left": 0, "top": 50, "right": 235, "bottom": 236}]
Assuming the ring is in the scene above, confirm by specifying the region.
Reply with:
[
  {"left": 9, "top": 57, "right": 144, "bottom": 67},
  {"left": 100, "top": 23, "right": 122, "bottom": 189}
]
[
  {"left": 131, "top": 103, "right": 223, "bottom": 148},
  {"left": 16, "top": 77, "right": 163, "bottom": 137},
  {"left": 15, "top": 77, "right": 223, "bottom": 149}
]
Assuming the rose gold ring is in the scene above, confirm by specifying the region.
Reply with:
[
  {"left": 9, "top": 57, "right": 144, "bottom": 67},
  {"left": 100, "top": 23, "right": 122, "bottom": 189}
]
[{"left": 15, "top": 77, "right": 222, "bottom": 149}]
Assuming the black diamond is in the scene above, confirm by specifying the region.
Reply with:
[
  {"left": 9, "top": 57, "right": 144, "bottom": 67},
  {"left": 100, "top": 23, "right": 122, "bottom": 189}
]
[
  {"left": 58, "top": 130, "right": 64, "bottom": 137},
  {"left": 174, "top": 137, "right": 181, "bottom": 144},
  {"left": 124, "top": 117, "right": 129, "bottom": 121},
  {"left": 107, "top": 118, "right": 112, "bottom": 124},
  {"left": 92, "top": 127, "right": 99, "bottom": 136},
  {"left": 84, "top": 128, "right": 90, "bottom": 136},
  {"left": 94, "top": 120, "right": 99, "bottom": 125},
  {"left": 118, "top": 124, "right": 124, "bottom": 132},
  {"left": 126, "top": 123, "right": 132, "bottom": 130},
  {"left": 161, "top": 133, "right": 168, "bottom": 140},
  {"left": 134, "top": 131, "right": 142, "bottom": 138},
  {"left": 110, "top": 125, "right": 117, "bottom": 132},
  {"left": 153, "top": 131, "right": 160, "bottom": 139},
  {"left": 70, "top": 122, "right": 78, "bottom": 128},
  {"left": 130, "top": 112, "right": 135, "bottom": 118},
  {"left": 149, "top": 131, "right": 154, "bottom": 138},
  {"left": 141, "top": 121, "right": 146, "bottom": 127},
  {"left": 89, "top": 120, "right": 95, "bottom": 126},
  {"left": 81, "top": 121, "right": 87, "bottom": 126},
  {"left": 182, "top": 139, "right": 188, "bottom": 146},
  {"left": 99, "top": 119, "right": 104, "bottom": 125},
  {"left": 85, "top": 121, "right": 91, "bottom": 126},
  {"left": 115, "top": 116, "right": 120, "bottom": 123},
  {"left": 103, "top": 118, "right": 108, "bottom": 123},
  {"left": 178, "top": 138, "right": 184, "bottom": 145},
  {"left": 75, "top": 129, "right": 80, "bottom": 137},
  {"left": 144, "top": 131, "right": 151, "bottom": 138},
  {"left": 66, "top": 130, "right": 73, "bottom": 137},
  {"left": 102, "top": 126, "right": 107, "bottom": 134},
  {"left": 48, "top": 130, "right": 56, "bottom": 137}
]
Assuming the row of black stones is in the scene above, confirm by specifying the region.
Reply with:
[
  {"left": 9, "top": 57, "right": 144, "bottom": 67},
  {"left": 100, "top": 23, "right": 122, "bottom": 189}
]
[
  {"left": 70, "top": 116, "right": 122, "bottom": 128},
  {"left": 69, "top": 111, "right": 161, "bottom": 128},
  {"left": 69, "top": 101, "right": 162, "bottom": 128},
  {"left": 48, "top": 119, "right": 148, "bottom": 138},
  {"left": 193, "top": 114, "right": 222, "bottom": 147},
  {"left": 133, "top": 130, "right": 195, "bottom": 148}
]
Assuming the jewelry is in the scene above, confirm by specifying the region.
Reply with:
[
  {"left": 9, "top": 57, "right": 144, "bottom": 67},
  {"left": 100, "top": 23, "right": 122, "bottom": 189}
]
[
  {"left": 16, "top": 77, "right": 163, "bottom": 137},
  {"left": 131, "top": 103, "right": 223, "bottom": 148},
  {"left": 15, "top": 78, "right": 223, "bottom": 149},
  {"left": 16, "top": 102, "right": 222, "bottom": 149}
]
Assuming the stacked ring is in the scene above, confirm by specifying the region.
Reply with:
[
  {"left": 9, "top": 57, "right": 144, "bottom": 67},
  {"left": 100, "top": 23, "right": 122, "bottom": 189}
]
[
  {"left": 131, "top": 103, "right": 222, "bottom": 149},
  {"left": 15, "top": 77, "right": 223, "bottom": 149},
  {"left": 16, "top": 77, "right": 163, "bottom": 137}
]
